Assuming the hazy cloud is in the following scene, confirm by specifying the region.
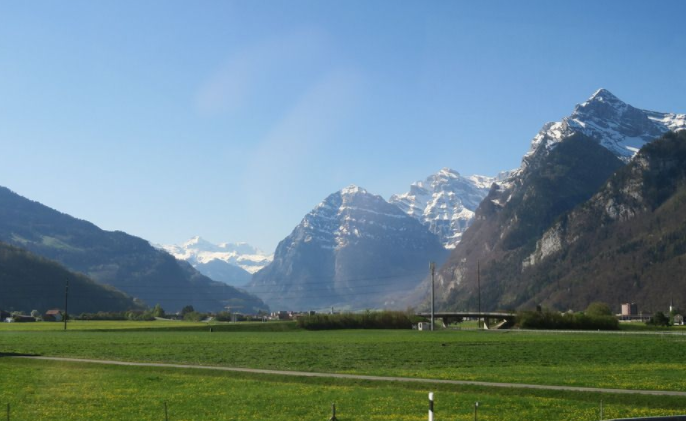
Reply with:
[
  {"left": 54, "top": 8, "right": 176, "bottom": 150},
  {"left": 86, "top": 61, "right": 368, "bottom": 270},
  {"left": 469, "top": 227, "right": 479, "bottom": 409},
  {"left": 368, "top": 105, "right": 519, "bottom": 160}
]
[
  {"left": 195, "top": 28, "right": 328, "bottom": 116},
  {"left": 241, "top": 67, "right": 364, "bottom": 243}
]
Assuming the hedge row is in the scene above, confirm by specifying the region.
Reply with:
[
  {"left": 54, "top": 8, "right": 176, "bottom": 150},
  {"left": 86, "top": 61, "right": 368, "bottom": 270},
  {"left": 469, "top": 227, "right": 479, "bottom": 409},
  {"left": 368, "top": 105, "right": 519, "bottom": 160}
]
[
  {"left": 517, "top": 310, "right": 619, "bottom": 330},
  {"left": 296, "top": 311, "right": 413, "bottom": 330}
]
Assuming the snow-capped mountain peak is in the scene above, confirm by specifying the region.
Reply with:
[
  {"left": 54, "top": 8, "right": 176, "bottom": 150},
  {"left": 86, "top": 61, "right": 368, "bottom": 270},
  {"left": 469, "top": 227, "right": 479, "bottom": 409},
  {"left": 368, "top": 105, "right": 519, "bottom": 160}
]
[
  {"left": 390, "top": 168, "right": 494, "bottom": 248},
  {"left": 248, "top": 185, "right": 446, "bottom": 310},
  {"left": 163, "top": 237, "right": 272, "bottom": 275},
  {"left": 182, "top": 236, "right": 219, "bottom": 251},
  {"left": 587, "top": 88, "right": 621, "bottom": 103},
  {"left": 525, "top": 89, "right": 686, "bottom": 166},
  {"left": 341, "top": 184, "right": 367, "bottom": 196}
]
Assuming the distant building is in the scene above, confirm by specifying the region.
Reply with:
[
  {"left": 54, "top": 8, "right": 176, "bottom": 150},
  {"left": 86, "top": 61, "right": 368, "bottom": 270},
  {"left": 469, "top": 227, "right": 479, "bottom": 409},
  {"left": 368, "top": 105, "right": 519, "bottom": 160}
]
[
  {"left": 674, "top": 314, "right": 684, "bottom": 326},
  {"left": 12, "top": 315, "right": 37, "bottom": 323},
  {"left": 270, "top": 311, "right": 290, "bottom": 320},
  {"left": 621, "top": 303, "right": 638, "bottom": 316},
  {"left": 44, "top": 309, "right": 63, "bottom": 322}
]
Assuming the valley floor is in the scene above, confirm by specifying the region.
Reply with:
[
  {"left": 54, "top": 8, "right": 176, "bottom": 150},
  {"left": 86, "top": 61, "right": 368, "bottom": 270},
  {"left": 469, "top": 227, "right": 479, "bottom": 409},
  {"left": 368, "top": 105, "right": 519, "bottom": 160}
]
[{"left": 1, "top": 321, "right": 685, "bottom": 420}]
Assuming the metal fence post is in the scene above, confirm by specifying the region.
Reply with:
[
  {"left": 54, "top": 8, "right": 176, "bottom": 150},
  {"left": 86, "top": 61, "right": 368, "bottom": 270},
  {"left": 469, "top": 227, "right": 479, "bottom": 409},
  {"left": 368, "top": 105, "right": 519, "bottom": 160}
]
[{"left": 329, "top": 403, "right": 337, "bottom": 421}]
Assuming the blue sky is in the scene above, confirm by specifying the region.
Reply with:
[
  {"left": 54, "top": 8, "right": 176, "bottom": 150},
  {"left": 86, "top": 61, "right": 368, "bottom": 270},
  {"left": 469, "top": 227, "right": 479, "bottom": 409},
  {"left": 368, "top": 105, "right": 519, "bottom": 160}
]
[{"left": 1, "top": 1, "right": 685, "bottom": 251}]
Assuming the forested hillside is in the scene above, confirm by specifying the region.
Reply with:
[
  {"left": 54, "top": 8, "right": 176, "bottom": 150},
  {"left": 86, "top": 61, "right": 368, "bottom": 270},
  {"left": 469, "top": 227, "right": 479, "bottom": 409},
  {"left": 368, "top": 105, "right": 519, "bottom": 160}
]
[{"left": 0, "top": 241, "right": 141, "bottom": 313}]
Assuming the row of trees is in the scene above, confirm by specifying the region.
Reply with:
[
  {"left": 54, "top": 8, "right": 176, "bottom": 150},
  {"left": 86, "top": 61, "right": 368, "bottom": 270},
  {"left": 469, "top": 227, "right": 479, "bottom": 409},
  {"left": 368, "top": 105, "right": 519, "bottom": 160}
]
[
  {"left": 646, "top": 309, "right": 683, "bottom": 327},
  {"left": 296, "top": 310, "right": 414, "bottom": 330},
  {"left": 516, "top": 302, "right": 685, "bottom": 330},
  {"left": 516, "top": 302, "right": 619, "bottom": 330},
  {"left": 75, "top": 304, "right": 258, "bottom": 323}
]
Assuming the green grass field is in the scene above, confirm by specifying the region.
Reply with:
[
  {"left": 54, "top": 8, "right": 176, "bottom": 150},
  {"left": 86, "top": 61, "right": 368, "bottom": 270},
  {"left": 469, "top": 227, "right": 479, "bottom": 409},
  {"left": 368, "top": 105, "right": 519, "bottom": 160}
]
[
  {"left": 1, "top": 321, "right": 686, "bottom": 420},
  {"left": 0, "top": 320, "right": 297, "bottom": 332},
  {"left": 2, "top": 358, "right": 685, "bottom": 421}
]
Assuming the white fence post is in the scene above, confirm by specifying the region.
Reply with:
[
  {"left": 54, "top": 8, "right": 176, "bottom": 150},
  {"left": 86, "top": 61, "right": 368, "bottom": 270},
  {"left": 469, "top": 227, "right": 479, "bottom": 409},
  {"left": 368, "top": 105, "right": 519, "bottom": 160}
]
[{"left": 428, "top": 392, "right": 434, "bottom": 421}]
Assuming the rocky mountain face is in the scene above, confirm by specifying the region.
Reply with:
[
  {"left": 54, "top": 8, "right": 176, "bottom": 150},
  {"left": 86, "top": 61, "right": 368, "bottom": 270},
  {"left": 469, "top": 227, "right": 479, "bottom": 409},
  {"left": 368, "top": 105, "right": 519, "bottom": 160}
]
[
  {"left": 0, "top": 241, "right": 142, "bottom": 314},
  {"left": 248, "top": 185, "right": 448, "bottom": 310},
  {"left": 428, "top": 89, "right": 685, "bottom": 312},
  {"left": 389, "top": 168, "right": 494, "bottom": 248},
  {"left": 0, "top": 187, "right": 268, "bottom": 313},
  {"left": 162, "top": 237, "right": 272, "bottom": 287},
  {"left": 519, "top": 130, "right": 686, "bottom": 311}
]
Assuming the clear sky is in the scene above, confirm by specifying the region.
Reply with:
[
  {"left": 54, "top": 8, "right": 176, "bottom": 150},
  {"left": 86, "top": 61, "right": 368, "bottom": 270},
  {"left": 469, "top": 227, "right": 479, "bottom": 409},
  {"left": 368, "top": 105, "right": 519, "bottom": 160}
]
[{"left": 1, "top": 1, "right": 685, "bottom": 252}]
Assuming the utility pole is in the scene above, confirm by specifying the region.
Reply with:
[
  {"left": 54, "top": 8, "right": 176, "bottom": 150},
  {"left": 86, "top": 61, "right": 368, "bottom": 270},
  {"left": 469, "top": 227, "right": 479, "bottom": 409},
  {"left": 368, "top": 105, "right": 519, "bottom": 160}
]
[
  {"left": 64, "top": 280, "right": 69, "bottom": 331},
  {"left": 430, "top": 262, "right": 435, "bottom": 332},
  {"left": 477, "top": 261, "right": 481, "bottom": 330}
]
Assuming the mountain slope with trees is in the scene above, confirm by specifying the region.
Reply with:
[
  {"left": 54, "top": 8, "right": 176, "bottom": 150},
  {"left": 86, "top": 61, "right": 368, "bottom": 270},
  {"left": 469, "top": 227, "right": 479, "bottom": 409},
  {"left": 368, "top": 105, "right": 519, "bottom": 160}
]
[
  {"left": 519, "top": 130, "right": 686, "bottom": 311},
  {"left": 433, "top": 134, "right": 624, "bottom": 311},
  {"left": 427, "top": 90, "right": 685, "bottom": 313},
  {"left": 0, "top": 241, "right": 141, "bottom": 314},
  {"left": 0, "top": 187, "right": 268, "bottom": 313}
]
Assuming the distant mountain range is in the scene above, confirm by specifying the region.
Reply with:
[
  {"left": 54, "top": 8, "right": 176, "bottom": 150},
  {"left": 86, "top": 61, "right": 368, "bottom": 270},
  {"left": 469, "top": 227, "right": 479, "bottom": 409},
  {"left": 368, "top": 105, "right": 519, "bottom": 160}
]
[
  {"left": 430, "top": 89, "right": 686, "bottom": 313},
  {"left": 248, "top": 185, "right": 448, "bottom": 310},
  {"left": 4, "top": 88, "right": 683, "bottom": 316},
  {"left": 162, "top": 237, "right": 272, "bottom": 287},
  {"left": 0, "top": 187, "right": 268, "bottom": 313}
]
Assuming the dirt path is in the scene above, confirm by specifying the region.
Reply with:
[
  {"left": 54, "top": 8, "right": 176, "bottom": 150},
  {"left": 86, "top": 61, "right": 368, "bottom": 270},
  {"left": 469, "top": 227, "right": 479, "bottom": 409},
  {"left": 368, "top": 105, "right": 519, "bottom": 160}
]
[{"left": 14, "top": 355, "right": 686, "bottom": 397}]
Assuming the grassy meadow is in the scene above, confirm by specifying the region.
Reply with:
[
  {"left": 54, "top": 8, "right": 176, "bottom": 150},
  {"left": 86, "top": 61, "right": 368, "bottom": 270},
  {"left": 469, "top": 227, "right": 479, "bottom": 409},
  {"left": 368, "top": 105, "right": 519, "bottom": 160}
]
[{"left": 1, "top": 321, "right": 686, "bottom": 420}]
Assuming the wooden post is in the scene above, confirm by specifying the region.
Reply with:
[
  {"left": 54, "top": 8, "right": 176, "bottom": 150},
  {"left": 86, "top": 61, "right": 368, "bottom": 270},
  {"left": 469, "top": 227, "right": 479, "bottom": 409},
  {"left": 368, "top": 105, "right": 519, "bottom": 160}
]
[
  {"left": 430, "top": 262, "right": 435, "bottom": 331},
  {"left": 477, "top": 262, "right": 481, "bottom": 330},
  {"left": 599, "top": 399, "right": 603, "bottom": 420},
  {"left": 329, "top": 403, "right": 337, "bottom": 421},
  {"left": 64, "top": 280, "right": 69, "bottom": 331}
]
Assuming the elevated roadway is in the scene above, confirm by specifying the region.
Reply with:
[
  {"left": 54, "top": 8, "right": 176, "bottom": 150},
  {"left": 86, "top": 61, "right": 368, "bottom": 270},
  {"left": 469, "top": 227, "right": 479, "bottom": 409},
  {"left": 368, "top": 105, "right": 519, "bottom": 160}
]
[{"left": 417, "top": 311, "right": 516, "bottom": 329}]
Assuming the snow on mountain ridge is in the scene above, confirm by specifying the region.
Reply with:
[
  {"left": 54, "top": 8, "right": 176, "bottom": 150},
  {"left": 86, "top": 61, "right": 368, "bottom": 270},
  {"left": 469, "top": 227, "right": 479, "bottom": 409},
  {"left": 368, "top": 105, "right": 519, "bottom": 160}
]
[
  {"left": 300, "top": 185, "right": 415, "bottom": 250},
  {"left": 390, "top": 169, "right": 494, "bottom": 248},
  {"left": 248, "top": 184, "right": 447, "bottom": 310},
  {"left": 163, "top": 237, "right": 272, "bottom": 274},
  {"left": 524, "top": 89, "right": 686, "bottom": 166}
]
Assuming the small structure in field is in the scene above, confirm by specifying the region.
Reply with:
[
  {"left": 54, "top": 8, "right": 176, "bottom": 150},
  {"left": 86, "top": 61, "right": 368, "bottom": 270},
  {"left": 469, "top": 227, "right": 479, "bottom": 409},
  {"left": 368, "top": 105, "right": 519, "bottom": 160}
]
[
  {"left": 44, "top": 309, "right": 63, "bottom": 322},
  {"left": 12, "top": 315, "right": 37, "bottom": 323},
  {"left": 417, "top": 322, "right": 431, "bottom": 331},
  {"left": 674, "top": 314, "right": 684, "bottom": 326}
]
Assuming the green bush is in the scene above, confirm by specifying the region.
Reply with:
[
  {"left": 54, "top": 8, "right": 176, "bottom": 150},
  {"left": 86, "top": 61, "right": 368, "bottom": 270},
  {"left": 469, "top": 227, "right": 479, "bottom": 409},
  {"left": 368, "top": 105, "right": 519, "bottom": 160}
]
[
  {"left": 296, "top": 311, "right": 413, "bottom": 330},
  {"left": 183, "top": 311, "right": 204, "bottom": 322},
  {"left": 585, "top": 302, "right": 612, "bottom": 317},
  {"left": 647, "top": 311, "right": 671, "bottom": 327},
  {"left": 77, "top": 311, "right": 128, "bottom": 320},
  {"left": 517, "top": 309, "right": 618, "bottom": 330}
]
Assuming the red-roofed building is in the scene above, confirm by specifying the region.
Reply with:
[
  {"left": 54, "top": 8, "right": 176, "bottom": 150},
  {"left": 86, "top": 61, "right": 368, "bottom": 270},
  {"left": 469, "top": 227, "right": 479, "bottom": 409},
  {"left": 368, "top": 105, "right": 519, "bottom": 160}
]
[{"left": 44, "top": 309, "right": 63, "bottom": 322}]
